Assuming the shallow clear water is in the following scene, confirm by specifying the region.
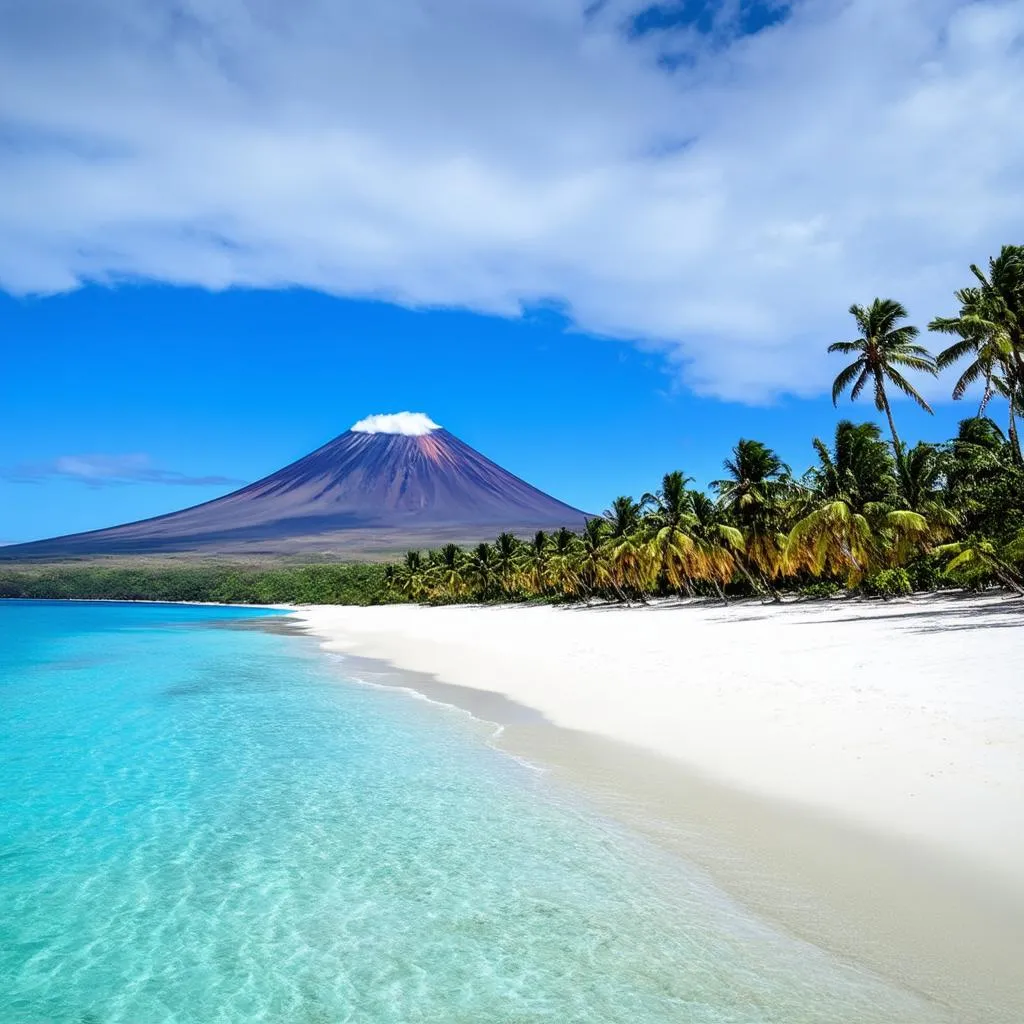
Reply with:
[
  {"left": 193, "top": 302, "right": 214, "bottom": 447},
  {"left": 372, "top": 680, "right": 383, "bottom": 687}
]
[{"left": 0, "top": 601, "right": 945, "bottom": 1023}]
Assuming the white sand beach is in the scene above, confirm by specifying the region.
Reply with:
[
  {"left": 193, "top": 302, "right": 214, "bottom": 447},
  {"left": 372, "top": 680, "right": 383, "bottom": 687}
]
[{"left": 293, "top": 593, "right": 1024, "bottom": 1019}]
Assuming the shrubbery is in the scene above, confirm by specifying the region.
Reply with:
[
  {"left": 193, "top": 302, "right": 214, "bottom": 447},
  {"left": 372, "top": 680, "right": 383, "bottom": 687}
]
[
  {"left": 798, "top": 580, "right": 843, "bottom": 600},
  {"left": 861, "top": 567, "right": 913, "bottom": 599},
  {"left": 0, "top": 564, "right": 393, "bottom": 606}
]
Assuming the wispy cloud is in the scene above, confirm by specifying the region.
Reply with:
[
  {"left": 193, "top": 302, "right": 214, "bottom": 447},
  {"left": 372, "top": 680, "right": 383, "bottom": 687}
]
[
  {"left": 5, "top": 454, "right": 242, "bottom": 488},
  {"left": 1, "top": 1, "right": 1022, "bottom": 401}
]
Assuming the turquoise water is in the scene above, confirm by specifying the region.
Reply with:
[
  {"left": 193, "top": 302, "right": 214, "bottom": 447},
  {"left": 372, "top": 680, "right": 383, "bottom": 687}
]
[{"left": 0, "top": 601, "right": 945, "bottom": 1024}]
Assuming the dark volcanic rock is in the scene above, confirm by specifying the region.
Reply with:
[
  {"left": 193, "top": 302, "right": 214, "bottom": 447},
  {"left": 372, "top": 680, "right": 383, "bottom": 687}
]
[{"left": 4, "top": 421, "right": 588, "bottom": 558}]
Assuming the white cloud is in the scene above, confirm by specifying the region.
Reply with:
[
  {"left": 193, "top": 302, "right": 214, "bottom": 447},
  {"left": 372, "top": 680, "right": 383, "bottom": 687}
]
[
  {"left": 350, "top": 412, "right": 441, "bottom": 436},
  {"left": 4, "top": 453, "right": 241, "bottom": 487},
  {"left": 1, "top": 0, "right": 1022, "bottom": 401}
]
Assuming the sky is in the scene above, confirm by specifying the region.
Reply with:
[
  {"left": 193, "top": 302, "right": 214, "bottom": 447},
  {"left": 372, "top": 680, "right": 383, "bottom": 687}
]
[{"left": 2, "top": 0, "right": 1023, "bottom": 544}]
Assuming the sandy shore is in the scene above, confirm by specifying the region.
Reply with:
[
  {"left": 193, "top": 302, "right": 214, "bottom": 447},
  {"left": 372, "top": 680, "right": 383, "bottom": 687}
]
[{"left": 291, "top": 593, "right": 1024, "bottom": 1020}]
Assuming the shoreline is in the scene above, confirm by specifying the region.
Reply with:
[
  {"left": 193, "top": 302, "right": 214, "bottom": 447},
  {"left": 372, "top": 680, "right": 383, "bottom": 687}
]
[{"left": 290, "top": 593, "right": 1024, "bottom": 1022}]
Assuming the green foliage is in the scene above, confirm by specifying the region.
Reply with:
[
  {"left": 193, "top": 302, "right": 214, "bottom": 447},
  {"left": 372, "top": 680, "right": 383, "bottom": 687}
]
[
  {"left": 903, "top": 554, "right": 947, "bottom": 593},
  {"left": 798, "top": 580, "right": 843, "bottom": 600},
  {"left": 0, "top": 563, "right": 393, "bottom": 606},
  {"left": 861, "top": 567, "right": 913, "bottom": 599}
]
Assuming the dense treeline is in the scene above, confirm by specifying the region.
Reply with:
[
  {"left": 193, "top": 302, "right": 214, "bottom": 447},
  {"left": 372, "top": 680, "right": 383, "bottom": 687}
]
[
  {"left": 387, "top": 246, "right": 1024, "bottom": 605},
  {"left": 0, "top": 563, "right": 393, "bottom": 605}
]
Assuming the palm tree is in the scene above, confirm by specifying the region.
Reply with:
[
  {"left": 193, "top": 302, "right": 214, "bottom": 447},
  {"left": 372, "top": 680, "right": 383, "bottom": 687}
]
[
  {"left": 712, "top": 439, "right": 791, "bottom": 515},
  {"left": 546, "top": 527, "right": 582, "bottom": 597},
  {"left": 391, "top": 550, "right": 427, "bottom": 601},
  {"left": 930, "top": 289, "right": 1013, "bottom": 415},
  {"left": 829, "top": 299, "right": 937, "bottom": 463},
  {"left": 930, "top": 246, "right": 1024, "bottom": 462},
  {"left": 577, "top": 517, "right": 620, "bottom": 600},
  {"left": 899, "top": 442, "right": 957, "bottom": 541},
  {"left": 526, "top": 530, "right": 552, "bottom": 595},
  {"left": 935, "top": 537, "right": 1024, "bottom": 595},
  {"left": 492, "top": 532, "right": 523, "bottom": 597},
  {"left": 429, "top": 543, "right": 467, "bottom": 602},
  {"left": 712, "top": 439, "right": 793, "bottom": 597},
  {"left": 688, "top": 491, "right": 746, "bottom": 599},
  {"left": 603, "top": 496, "right": 651, "bottom": 597},
  {"left": 641, "top": 471, "right": 700, "bottom": 595},
  {"left": 786, "top": 421, "right": 928, "bottom": 583},
  {"left": 465, "top": 543, "right": 498, "bottom": 600}
]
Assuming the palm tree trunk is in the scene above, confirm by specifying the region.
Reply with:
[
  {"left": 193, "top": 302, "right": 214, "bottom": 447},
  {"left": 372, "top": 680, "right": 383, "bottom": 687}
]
[
  {"left": 880, "top": 392, "right": 904, "bottom": 463},
  {"left": 1009, "top": 408, "right": 1023, "bottom": 466},
  {"left": 1008, "top": 380, "right": 1024, "bottom": 466}
]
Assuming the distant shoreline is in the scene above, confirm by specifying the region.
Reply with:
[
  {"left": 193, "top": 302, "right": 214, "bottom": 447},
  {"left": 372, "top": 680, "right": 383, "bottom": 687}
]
[{"left": 291, "top": 593, "right": 1024, "bottom": 1022}]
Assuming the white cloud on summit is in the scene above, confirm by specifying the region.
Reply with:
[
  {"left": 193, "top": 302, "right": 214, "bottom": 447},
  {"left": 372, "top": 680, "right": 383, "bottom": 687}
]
[
  {"left": 351, "top": 413, "right": 441, "bottom": 436},
  {"left": 1, "top": 0, "right": 1023, "bottom": 401}
]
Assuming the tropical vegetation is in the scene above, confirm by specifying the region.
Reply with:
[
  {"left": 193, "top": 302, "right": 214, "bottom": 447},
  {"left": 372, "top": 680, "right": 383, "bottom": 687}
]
[
  {"left": 0, "top": 563, "right": 394, "bottom": 605},
  {"left": 384, "top": 247, "right": 1024, "bottom": 605}
]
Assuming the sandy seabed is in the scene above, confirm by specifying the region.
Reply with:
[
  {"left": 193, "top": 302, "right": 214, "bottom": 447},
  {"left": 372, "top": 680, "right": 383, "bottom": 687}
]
[{"left": 292, "top": 593, "right": 1024, "bottom": 1022}]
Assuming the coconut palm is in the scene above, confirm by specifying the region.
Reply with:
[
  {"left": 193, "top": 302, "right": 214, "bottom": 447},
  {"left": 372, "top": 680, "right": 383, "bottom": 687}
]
[
  {"left": 711, "top": 440, "right": 791, "bottom": 517},
  {"left": 829, "top": 299, "right": 937, "bottom": 463},
  {"left": 930, "top": 247, "right": 1024, "bottom": 462},
  {"left": 786, "top": 421, "right": 928, "bottom": 583},
  {"left": 603, "top": 496, "right": 651, "bottom": 597},
  {"left": 546, "top": 526, "right": 582, "bottom": 597},
  {"left": 465, "top": 543, "right": 498, "bottom": 600},
  {"left": 688, "top": 491, "right": 746, "bottom": 599},
  {"left": 577, "top": 517, "right": 620, "bottom": 600},
  {"left": 934, "top": 537, "right": 1024, "bottom": 595},
  {"left": 642, "top": 471, "right": 701, "bottom": 595},
  {"left": 492, "top": 532, "right": 523, "bottom": 597},
  {"left": 429, "top": 543, "right": 468, "bottom": 601},
  {"left": 526, "top": 530, "right": 552, "bottom": 595},
  {"left": 899, "top": 443, "right": 957, "bottom": 540},
  {"left": 930, "top": 290, "right": 1013, "bottom": 415},
  {"left": 391, "top": 550, "right": 427, "bottom": 600},
  {"left": 712, "top": 440, "right": 793, "bottom": 596}
]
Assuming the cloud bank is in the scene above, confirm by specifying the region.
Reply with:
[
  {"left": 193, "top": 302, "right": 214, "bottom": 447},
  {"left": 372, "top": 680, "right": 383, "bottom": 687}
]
[
  {"left": 6, "top": 454, "right": 242, "bottom": 488},
  {"left": 1, "top": 0, "right": 1023, "bottom": 400}
]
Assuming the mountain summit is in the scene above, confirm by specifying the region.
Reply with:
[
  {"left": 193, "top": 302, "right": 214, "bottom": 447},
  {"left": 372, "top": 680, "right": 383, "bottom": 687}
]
[{"left": 5, "top": 414, "right": 588, "bottom": 558}]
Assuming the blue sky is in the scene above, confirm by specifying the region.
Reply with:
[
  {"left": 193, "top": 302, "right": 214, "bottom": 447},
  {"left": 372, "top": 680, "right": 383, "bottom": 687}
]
[
  {"left": 2, "top": 0, "right": 1023, "bottom": 543},
  {"left": 0, "top": 286, "right": 979, "bottom": 543}
]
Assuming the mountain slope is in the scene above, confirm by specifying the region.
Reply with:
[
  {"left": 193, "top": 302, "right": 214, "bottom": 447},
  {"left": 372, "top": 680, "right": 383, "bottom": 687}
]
[{"left": 4, "top": 416, "right": 588, "bottom": 558}]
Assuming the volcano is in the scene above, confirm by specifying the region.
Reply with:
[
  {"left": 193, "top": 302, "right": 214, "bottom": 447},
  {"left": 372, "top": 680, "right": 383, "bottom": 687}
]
[{"left": 4, "top": 414, "right": 588, "bottom": 559}]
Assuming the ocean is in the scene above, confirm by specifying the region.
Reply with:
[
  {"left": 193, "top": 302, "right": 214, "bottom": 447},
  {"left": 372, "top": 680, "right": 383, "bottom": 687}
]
[{"left": 0, "top": 601, "right": 945, "bottom": 1023}]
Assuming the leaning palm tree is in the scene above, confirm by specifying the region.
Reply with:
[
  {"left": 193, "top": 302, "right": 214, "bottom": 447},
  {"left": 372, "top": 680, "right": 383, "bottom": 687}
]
[
  {"left": 934, "top": 537, "right": 1024, "bottom": 595},
  {"left": 930, "top": 289, "right": 1013, "bottom": 416},
  {"left": 829, "top": 299, "right": 937, "bottom": 463},
  {"left": 930, "top": 246, "right": 1024, "bottom": 462}
]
